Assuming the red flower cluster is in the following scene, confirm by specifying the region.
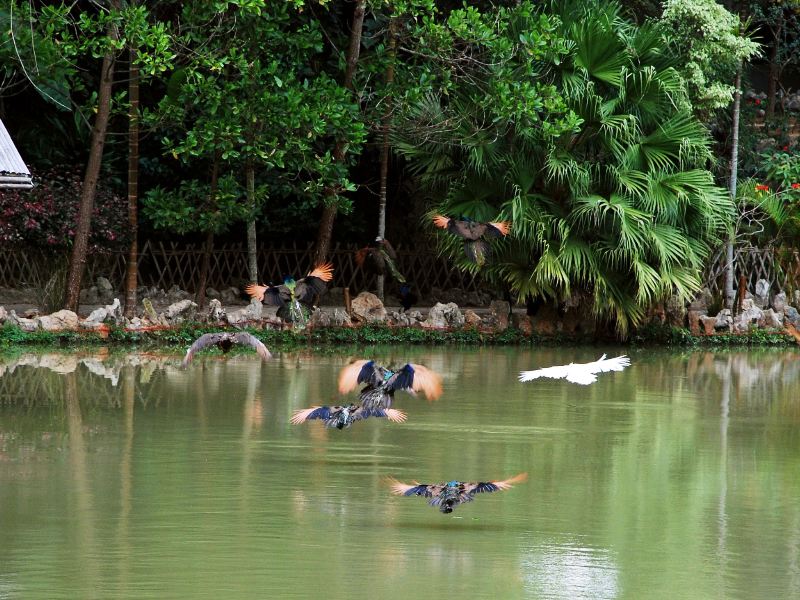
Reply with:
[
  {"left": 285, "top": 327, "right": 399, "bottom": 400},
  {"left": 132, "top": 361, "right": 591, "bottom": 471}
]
[
  {"left": 792, "top": 183, "right": 800, "bottom": 190},
  {"left": 755, "top": 184, "right": 770, "bottom": 192},
  {"left": 0, "top": 165, "right": 129, "bottom": 251}
]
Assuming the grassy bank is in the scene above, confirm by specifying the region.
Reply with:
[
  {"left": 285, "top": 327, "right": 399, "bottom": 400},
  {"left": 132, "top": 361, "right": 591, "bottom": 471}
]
[{"left": 0, "top": 322, "right": 797, "bottom": 350}]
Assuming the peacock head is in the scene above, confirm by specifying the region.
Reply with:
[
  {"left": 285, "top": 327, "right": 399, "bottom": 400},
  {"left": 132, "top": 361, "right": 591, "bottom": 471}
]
[
  {"left": 400, "top": 283, "right": 411, "bottom": 295},
  {"left": 446, "top": 481, "right": 459, "bottom": 488},
  {"left": 283, "top": 275, "right": 296, "bottom": 288}
]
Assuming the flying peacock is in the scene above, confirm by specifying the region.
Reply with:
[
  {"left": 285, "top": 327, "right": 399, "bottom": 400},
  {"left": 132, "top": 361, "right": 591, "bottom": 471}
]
[
  {"left": 388, "top": 473, "right": 527, "bottom": 514},
  {"left": 337, "top": 359, "right": 443, "bottom": 411},
  {"left": 432, "top": 215, "right": 511, "bottom": 266},
  {"left": 181, "top": 332, "right": 272, "bottom": 368},
  {"left": 290, "top": 403, "right": 407, "bottom": 429},
  {"left": 245, "top": 263, "right": 333, "bottom": 326}
]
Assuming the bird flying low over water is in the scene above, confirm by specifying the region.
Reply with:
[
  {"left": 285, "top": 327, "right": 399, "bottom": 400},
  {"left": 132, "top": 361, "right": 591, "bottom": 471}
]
[
  {"left": 432, "top": 214, "right": 511, "bottom": 266},
  {"left": 245, "top": 263, "right": 334, "bottom": 323},
  {"left": 181, "top": 332, "right": 272, "bottom": 368},
  {"left": 388, "top": 473, "right": 527, "bottom": 514},
  {"left": 518, "top": 354, "right": 630, "bottom": 385},
  {"left": 338, "top": 359, "right": 443, "bottom": 410},
  {"left": 290, "top": 404, "right": 407, "bottom": 429}
]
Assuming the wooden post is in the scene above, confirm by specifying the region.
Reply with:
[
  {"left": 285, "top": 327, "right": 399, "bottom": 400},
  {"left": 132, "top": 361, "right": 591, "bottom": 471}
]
[
  {"left": 735, "top": 274, "right": 747, "bottom": 316},
  {"left": 344, "top": 286, "right": 352, "bottom": 316}
]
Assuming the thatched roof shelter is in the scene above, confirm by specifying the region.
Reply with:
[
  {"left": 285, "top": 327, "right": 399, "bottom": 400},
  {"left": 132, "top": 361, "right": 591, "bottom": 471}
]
[{"left": 0, "top": 118, "right": 32, "bottom": 189}]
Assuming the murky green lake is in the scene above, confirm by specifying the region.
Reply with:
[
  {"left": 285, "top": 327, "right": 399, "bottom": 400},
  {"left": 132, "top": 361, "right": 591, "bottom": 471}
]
[{"left": 1, "top": 346, "right": 799, "bottom": 599}]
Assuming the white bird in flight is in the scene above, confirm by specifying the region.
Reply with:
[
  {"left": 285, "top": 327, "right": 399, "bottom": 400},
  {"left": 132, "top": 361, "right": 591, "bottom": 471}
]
[{"left": 518, "top": 354, "right": 630, "bottom": 385}]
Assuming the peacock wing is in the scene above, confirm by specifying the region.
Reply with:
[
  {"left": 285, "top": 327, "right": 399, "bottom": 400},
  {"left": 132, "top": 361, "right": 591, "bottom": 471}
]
[
  {"left": 367, "top": 407, "right": 408, "bottom": 423},
  {"left": 386, "top": 364, "right": 443, "bottom": 400},
  {"left": 290, "top": 405, "right": 340, "bottom": 424},
  {"left": 231, "top": 332, "right": 272, "bottom": 361},
  {"left": 387, "top": 478, "right": 437, "bottom": 497},
  {"left": 463, "top": 473, "right": 528, "bottom": 495},
  {"left": 296, "top": 264, "right": 333, "bottom": 304},
  {"left": 338, "top": 360, "right": 384, "bottom": 393},
  {"left": 181, "top": 333, "right": 228, "bottom": 367},
  {"left": 484, "top": 221, "right": 511, "bottom": 238}
]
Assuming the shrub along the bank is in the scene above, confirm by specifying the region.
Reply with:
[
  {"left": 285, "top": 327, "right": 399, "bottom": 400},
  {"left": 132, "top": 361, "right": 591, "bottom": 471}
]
[{"left": 0, "top": 322, "right": 796, "bottom": 350}]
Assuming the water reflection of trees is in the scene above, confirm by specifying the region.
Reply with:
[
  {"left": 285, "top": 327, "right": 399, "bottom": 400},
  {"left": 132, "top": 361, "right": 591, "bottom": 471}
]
[{"left": 1, "top": 347, "right": 800, "bottom": 597}]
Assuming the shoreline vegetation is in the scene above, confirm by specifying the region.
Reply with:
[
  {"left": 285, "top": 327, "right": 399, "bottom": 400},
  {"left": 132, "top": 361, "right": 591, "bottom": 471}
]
[{"left": 0, "top": 322, "right": 796, "bottom": 351}]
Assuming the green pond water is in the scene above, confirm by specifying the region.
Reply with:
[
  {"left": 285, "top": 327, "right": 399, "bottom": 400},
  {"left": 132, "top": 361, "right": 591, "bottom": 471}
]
[{"left": 1, "top": 346, "right": 799, "bottom": 599}]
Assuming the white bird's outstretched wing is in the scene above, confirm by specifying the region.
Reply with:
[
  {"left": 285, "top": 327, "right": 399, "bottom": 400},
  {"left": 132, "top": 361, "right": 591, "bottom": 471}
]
[
  {"left": 519, "top": 354, "right": 630, "bottom": 386},
  {"left": 518, "top": 364, "right": 574, "bottom": 382}
]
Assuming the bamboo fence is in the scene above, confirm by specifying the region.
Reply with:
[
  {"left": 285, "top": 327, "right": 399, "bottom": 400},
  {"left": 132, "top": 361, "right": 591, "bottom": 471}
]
[
  {"left": 2, "top": 242, "right": 798, "bottom": 298},
  {"left": 702, "top": 246, "right": 800, "bottom": 296},
  {"left": 0, "top": 241, "right": 483, "bottom": 296}
]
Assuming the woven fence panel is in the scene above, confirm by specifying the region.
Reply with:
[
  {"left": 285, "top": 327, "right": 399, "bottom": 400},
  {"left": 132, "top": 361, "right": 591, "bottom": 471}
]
[
  {"left": 0, "top": 241, "right": 483, "bottom": 296},
  {"left": 703, "top": 247, "right": 800, "bottom": 296}
]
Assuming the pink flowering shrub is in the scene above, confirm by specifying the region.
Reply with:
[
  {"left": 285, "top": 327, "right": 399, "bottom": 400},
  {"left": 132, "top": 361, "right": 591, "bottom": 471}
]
[{"left": 0, "top": 165, "right": 129, "bottom": 251}]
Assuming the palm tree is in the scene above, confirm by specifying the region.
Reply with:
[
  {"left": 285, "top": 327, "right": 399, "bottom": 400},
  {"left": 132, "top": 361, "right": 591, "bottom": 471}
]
[{"left": 395, "top": 0, "right": 734, "bottom": 334}]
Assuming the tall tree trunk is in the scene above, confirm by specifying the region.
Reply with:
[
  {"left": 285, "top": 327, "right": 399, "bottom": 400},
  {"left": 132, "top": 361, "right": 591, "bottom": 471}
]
[
  {"left": 246, "top": 162, "right": 258, "bottom": 284},
  {"left": 124, "top": 46, "right": 140, "bottom": 318},
  {"left": 196, "top": 157, "right": 220, "bottom": 309},
  {"left": 64, "top": 16, "right": 119, "bottom": 311},
  {"left": 766, "top": 16, "right": 783, "bottom": 121},
  {"left": 376, "top": 17, "right": 398, "bottom": 301},
  {"left": 313, "top": 0, "right": 366, "bottom": 264},
  {"left": 725, "top": 66, "right": 743, "bottom": 309}
]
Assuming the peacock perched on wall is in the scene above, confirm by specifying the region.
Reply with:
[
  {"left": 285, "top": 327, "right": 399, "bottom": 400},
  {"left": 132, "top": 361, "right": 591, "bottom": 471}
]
[
  {"left": 245, "top": 263, "right": 333, "bottom": 326},
  {"left": 338, "top": 359, "right": 442, "bottom": 411},
  {"left": 355, "top": 237, "right": 406, "bottom": 281},
  {"left": 432, "top": 215, "right": 511, "bottom": 266},
  {"left": 290, "top": 403, "right": 407, "bottom": 429},
  {"left": 355, "top": 237, "right": 417, "bottom": 311},
  {"left": 388, "top": 473, "right": 527, "bottom": 513}
]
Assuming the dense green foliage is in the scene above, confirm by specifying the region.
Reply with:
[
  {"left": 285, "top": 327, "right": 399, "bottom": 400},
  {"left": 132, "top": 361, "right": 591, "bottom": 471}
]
[
  {"left": 397, "top": 1, "right": 738, "bottom": 332},
  {"left": 1, "top": 0, "right": 784, "bottom": 332},
  {"left": 658, "top": 0, "right": 759, "bottom": 112},
  {"left": 143, "top": 2, "right": 365, "bottom": 236}
]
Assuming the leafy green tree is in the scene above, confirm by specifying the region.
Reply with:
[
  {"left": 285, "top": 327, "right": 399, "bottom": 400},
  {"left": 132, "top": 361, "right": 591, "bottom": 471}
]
[
  {"left": 4, "top": 2, "right": 173, "bottom": 310},
  {"left": 744, "top": 0, "right": 800, "bottom": 120},
  {"left": 658, "top": 0, "right": 760, "bottom": 308},
  {"left": 145, "top": 1, "right": 364, "bottom": 302},
  {"left": 657, "top": 0, "right": 760, "bottom": 115},
  {"left": 397, "top": 0, "right": 734, "bottom": 333}
]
